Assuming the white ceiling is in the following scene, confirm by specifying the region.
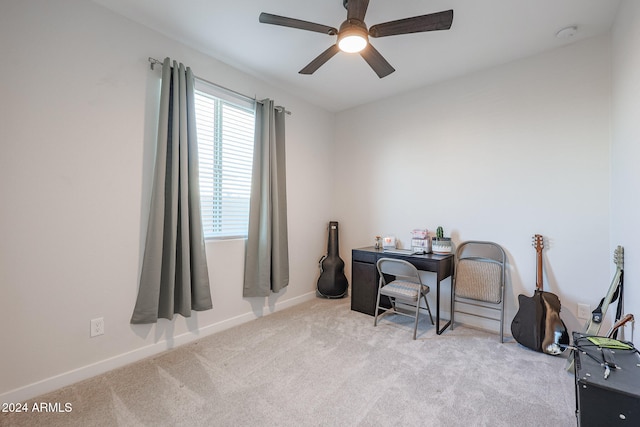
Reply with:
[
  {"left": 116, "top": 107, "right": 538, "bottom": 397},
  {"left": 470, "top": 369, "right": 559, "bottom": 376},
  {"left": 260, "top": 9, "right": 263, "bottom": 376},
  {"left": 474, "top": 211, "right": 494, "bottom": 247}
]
[{"left": 92, "top": 0, "right": 621, "bottom": 112}]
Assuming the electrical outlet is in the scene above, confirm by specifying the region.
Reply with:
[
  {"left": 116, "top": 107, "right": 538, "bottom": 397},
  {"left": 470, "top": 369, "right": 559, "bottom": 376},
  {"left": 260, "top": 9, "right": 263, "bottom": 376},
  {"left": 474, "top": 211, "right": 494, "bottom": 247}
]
[
  {"left": 577, "top": 303, "right": 591, "bottom": 320},
  {"left": 90, "top": 317, "right": 104, "bottom": 337}
]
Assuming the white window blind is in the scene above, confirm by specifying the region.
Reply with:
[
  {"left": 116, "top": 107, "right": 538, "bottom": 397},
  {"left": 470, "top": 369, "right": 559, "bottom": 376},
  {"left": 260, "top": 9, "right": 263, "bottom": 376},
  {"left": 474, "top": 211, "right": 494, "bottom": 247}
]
[{"left": 194, "top": 79, "right": 256, "bottom": 239}]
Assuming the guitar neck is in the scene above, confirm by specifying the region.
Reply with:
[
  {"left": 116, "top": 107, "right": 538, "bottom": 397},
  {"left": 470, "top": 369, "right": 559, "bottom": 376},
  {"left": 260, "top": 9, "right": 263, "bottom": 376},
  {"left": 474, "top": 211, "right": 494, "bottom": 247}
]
[
  {"left": 607, "top": 313, "right": 634, "bottom": 338},
  {"left": 536, "top": 251, "right": 543, "bottom": 291}
]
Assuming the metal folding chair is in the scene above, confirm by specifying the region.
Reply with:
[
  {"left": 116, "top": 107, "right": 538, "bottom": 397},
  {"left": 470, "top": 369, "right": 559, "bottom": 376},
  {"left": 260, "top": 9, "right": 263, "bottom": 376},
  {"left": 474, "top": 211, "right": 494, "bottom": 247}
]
[
  {"left": 374, "top": 258, "right": 434, "bottom": 339},
  {"left": 451, "top": 241, "right": 506, "bottom": 342}
]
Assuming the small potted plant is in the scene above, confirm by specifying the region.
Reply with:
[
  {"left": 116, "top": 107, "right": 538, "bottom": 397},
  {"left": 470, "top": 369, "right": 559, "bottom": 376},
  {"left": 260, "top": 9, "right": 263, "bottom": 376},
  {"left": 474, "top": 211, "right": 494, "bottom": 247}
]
[{"left": 432, "top": 226, "right": 452, "bottom": 254}]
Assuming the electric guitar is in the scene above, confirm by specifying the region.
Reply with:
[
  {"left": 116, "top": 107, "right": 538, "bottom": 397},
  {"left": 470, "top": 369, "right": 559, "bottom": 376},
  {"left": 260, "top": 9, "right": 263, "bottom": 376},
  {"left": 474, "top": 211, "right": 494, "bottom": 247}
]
[
  {"left": 511, "top": 234, "right": 569, "bottom": 355},
  {"left": 566, "top": 246, "right": 625, "bottom": 371},
  {"left": 586, "top": 246, "right": 625, "bottom": 335}
]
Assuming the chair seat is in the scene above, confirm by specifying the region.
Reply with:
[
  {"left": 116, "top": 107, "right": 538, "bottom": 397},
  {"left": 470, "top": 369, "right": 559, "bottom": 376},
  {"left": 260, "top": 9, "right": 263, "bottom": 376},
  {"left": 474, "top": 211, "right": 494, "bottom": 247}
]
[{"left": 380, "top": 280, "right": 428, "bottom": 300}]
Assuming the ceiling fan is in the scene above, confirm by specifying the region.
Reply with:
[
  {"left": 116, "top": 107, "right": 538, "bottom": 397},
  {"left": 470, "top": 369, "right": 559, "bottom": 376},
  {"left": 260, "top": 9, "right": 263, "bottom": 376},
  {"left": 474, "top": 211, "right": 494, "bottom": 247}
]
[{"left": 259, "top": 0, "right": 453, "bottom": 78}]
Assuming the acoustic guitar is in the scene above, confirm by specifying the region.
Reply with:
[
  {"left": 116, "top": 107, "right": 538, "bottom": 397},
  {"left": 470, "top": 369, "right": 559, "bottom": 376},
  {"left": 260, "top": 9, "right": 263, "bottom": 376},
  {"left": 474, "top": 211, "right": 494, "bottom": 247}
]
[{"left": 510, "top": 234, "right": 569, "bottom": 355}]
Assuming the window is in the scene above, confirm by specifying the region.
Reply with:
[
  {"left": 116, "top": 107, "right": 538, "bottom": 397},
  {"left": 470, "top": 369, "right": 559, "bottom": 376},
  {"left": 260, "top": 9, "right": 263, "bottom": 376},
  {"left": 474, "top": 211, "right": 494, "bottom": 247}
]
[{"left": 194, "top": 79, "right": 256, "bottom": 239}]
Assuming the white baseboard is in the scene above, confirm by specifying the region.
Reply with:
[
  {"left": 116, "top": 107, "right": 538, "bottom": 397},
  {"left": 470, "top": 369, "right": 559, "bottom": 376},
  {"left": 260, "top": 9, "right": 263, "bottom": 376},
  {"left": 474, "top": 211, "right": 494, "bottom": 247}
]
[{"left": 1, "top": 291, "right": 317, "bottom": 403}]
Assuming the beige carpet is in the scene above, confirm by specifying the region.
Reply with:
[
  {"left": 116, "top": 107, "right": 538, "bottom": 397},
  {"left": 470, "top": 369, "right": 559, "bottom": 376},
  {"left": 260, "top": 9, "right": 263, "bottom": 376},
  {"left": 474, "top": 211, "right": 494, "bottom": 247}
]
[{"left": 1, "top": 297, "right": 576, "bottom": 426}]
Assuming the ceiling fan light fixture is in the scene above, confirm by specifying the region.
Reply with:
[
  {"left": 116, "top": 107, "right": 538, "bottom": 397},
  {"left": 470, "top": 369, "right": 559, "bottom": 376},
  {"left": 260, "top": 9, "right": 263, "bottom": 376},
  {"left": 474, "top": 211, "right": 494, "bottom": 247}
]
[
  {"left": 337, "top": 22, "right": 368, "bottom": 53},
  {"left": 338, "top": 34, "right": 367, "bottom": 52}
]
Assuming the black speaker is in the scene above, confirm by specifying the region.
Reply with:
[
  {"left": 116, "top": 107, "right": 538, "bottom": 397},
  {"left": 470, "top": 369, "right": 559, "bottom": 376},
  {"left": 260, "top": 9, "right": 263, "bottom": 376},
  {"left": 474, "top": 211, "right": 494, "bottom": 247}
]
[{"left": 574, "top": 333, "right": 640, "bottom": 426}]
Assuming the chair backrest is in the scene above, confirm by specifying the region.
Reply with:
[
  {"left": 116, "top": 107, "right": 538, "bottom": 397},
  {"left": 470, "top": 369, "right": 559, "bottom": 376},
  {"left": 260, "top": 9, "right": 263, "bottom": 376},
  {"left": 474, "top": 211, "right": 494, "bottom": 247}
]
[
  {"left": 376, "top": 258, "right": 422, "bottom": 285},
  {"left": 455, "top": 241, "right": 505, "bottom": 303},
  {"left": 457, "top": 241, "right": 505, "bottom": 263}
]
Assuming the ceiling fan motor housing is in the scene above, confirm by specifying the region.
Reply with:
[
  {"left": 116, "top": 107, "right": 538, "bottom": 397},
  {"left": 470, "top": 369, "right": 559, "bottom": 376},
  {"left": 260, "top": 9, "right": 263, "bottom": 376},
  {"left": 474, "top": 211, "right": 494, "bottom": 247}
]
[
  {"left": 339, "top": 19, "right": 368, "bottom": 38},
  {"left": 339, "top": 19, "right": 367, "bottom": 32}
]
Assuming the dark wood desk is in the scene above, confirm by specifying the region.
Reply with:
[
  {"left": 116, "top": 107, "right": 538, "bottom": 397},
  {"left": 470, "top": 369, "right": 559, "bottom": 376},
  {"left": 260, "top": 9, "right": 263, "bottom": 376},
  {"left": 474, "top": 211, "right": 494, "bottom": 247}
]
[{"left": 351, "top": 247, "right": 455, "bottom": 335}]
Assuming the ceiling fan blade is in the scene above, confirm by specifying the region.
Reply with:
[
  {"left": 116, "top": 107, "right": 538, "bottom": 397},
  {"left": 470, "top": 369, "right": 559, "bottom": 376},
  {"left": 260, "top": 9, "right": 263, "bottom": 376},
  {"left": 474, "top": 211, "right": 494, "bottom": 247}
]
[
  {"left": 347, "top": 0, "right": 369, "bottom": 22},
  {"left": 359, "top": 44, "right": 395, "bottom": 78},
  {"left": 259, "top": 12, "right": 337, "bottom": 35},
  {"left": 369, "top": 9, "right": 453, "bottom": 38},
  {"left": 299, "top": 44, "right": 341, "bottom": 75}
]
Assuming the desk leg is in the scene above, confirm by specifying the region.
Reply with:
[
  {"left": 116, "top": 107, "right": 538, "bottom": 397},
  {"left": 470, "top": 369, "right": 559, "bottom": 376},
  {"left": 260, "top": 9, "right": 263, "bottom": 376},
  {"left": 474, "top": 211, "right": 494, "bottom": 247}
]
[{"left": 436, "top": 278, "right": 452, "bottom": 335}]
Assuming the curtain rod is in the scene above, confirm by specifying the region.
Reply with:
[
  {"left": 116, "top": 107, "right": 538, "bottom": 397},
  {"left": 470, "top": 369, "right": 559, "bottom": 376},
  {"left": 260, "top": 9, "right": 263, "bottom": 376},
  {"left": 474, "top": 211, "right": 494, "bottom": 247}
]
[{"left": 148, "top": 57, "right": 291, "bottom": 115}]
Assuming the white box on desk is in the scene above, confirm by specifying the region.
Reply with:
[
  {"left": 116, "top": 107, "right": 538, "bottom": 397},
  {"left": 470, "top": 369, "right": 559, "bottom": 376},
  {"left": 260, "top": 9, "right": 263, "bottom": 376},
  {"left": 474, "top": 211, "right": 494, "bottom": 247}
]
[{"left": 411, "top": 237, "right": 431, "bottom": 254}]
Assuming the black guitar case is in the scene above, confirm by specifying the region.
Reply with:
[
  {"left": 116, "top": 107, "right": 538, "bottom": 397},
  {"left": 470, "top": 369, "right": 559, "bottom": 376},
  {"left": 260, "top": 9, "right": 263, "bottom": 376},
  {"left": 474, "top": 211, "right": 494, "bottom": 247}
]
[{"left": 317, "top": 221, "right": 348, "bottom": 298}]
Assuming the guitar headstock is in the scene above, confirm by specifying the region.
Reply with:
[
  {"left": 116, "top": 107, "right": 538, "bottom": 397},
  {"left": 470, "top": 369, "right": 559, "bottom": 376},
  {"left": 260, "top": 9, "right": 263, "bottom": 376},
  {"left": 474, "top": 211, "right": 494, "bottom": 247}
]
[
  {"left": 532, "top": 234, "right": 544, "bottom": 254},
  {"left": 613, "top": 245, "right": 624, "bottom": 270}
]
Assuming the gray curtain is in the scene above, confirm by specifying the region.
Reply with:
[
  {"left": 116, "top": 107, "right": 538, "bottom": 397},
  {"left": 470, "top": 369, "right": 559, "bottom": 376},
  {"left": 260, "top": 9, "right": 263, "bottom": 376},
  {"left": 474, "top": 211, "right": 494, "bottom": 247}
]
[
  {"left": 131, "top": 57, "right": 212, "bottom": 324},
  {"left": 243, "top": 100, "right": 289, "bottom": 297}
]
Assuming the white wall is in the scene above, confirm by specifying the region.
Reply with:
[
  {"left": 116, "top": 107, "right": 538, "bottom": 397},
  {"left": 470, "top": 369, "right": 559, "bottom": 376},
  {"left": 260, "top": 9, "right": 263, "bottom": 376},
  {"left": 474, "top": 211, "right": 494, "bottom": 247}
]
[
  {"left": 612, "top": 0, "right": 640, "bottom": 339},
  {"left": 0, "top": 0, "right": 335, "bottom": 401},
  {"left": 334, "top": 36, "right": 613, "bottom": 334}
]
